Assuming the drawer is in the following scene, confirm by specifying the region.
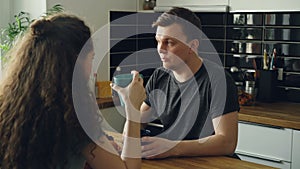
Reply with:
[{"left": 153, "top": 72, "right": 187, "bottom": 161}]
[
  {"left": 236, "top": 122, "right": 292, "bottom": 162},
  {"left": 292, "top": 130, "right": 300, "bottom": 169},
  {"left": 238, "top": 154, "right": 291, "bottom": 169}
]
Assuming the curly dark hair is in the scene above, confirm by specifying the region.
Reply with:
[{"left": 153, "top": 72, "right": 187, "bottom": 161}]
[{"left": 0, "top": 13, "right": 102, "bottom": 169}]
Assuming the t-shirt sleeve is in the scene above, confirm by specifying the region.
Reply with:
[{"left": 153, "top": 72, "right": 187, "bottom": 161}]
[
  {"left": 210, "top": 70, "right": 240, "bottom": 119},
  {"left": 223, "top": 71, "right": 240, "bottom": 114}
]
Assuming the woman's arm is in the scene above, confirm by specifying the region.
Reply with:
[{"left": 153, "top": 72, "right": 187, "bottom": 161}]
[
  {"left": 83, "top": 71, "right": 145, "bottom": 169},
  {"left": 82, "top": 136, "right": 130, "bottom": 169}
]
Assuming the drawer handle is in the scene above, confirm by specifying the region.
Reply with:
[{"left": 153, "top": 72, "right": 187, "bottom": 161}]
[
  {"left": 239, "top": 121, "right": 284, "bottom": 130},
  {"left": 236, "top": 151, "right": 286, "bottom": 163}
]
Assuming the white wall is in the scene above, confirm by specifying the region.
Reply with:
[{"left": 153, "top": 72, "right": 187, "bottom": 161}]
[
  {"left": 0, "top": 0, "right": 12, "bottom": 29},
  {"left": 12, "top": 0, "right": 47, "bottom": 19},
  {"left": 47, "top": 0, "right": 137, "bottom": 32},
  {"left": 0, "top": 0, "right": 12, "bottom": 79}
]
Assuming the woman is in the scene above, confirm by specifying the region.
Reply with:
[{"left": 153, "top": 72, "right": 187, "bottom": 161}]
[{"left": 0, "top": 13, "right": 145, "bottom": 169}]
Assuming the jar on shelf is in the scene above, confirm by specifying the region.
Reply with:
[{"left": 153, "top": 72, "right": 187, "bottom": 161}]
[
  {"left": 238, "top": 80, "right": 257, "bottom": 106},
  {"left": 143, "top": 0, "right": 156, "bottom": 10}
]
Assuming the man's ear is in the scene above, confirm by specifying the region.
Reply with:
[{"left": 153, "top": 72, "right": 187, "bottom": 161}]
[{"left": 188, "top": 39, "right": 199, "bottom": 54}]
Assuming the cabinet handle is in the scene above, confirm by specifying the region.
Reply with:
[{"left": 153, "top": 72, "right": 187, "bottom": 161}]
[
  {"left": 238, "top": 121, "right": 284, "bottom": 130},
  {"left": 236, "top": 151, "right": 286, "bottom": 163}
]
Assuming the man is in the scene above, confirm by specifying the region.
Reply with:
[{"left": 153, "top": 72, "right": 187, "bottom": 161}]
[{"left": 140, "top": 7, "right": 240, "bottom": 159}]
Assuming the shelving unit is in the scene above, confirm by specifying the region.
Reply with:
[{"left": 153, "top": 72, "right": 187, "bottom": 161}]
[{"left": 225, "top": 12, "right": 300, "bottom": 102}]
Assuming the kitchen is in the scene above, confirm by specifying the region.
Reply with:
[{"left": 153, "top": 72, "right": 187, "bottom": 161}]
[{"left": 1, "top": 0, "right": 300, "bottom": 168}]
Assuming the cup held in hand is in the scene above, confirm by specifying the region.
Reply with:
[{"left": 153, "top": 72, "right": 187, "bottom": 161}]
[{"left": 113, "top": 73, "right": 143, "bottom": 106}]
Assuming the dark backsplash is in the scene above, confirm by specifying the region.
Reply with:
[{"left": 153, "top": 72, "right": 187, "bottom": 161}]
[{"left": 109, "top": 11, "right": 300, "bottom": 102}]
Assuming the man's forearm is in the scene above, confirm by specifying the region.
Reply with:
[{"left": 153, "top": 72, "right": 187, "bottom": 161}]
[{"left": 171, "top": 135, "right": 237, "bottom": 157}]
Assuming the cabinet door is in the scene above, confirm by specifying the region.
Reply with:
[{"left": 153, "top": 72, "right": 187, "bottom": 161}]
[
  {"left": 156, "top": 0, "right": 228, "bottom": 6},
  {"left": 236, "top": 122, "right": 292, "bottom": 162},
  {"left": 230, "top": 0, "right": 300, "bottom": 12},
  {"left": 238, "top": 154, "right": 291, "bottom": 169},
  {"left": 292, "top": 130, "right": 300, "bottom": 169}
]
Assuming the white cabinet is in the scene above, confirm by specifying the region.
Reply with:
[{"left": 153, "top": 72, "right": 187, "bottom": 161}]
[
  {"left": 292, "top": 130, "right": 300, "bottom": 169},
  {"left": 154, "top": 0, "right": 229, "bottom": 12},
  {"left": 156, "top": 0, "right": 229, "bottom": 6},
  {"left": 156, "top": 0, "right": 300, "bottom": 12},
  {"left": 230, "top": 0, "right": 300, "bottom": 12},
  {"left": 236, "top": 121, "right": 293, "bottom": 168}
]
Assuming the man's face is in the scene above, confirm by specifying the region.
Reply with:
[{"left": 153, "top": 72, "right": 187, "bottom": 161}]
[{"left": 155, "top": 23, "right": 192, "bottom": 71}]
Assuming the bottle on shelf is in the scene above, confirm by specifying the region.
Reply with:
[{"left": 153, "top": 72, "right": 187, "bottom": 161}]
[
  {"left": 143, "top": 0, "right": 156, "bottom": 10},
  {"left": 269, "top": 48, "right": 277, "bottom": 70},
  {"left": 112, "top": 67, "right": 121, "bottom": 97},
  {"left": 263, "top": 49, "right": 268, "bottom": 70}
]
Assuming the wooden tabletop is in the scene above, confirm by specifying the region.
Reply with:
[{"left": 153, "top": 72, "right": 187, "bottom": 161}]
[
  {"left": 105, "top": 131, "right": 276, "bottom": 169},
  {"left": 142, "top": 156, "right": 276, "bottom": 169},
  {"left": 239, "top": 102, "right": 300, "bottom": 130}
]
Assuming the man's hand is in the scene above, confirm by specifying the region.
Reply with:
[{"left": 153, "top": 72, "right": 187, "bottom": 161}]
[{"left": 141, "top": 137, "right": 178, "bottom": 159}]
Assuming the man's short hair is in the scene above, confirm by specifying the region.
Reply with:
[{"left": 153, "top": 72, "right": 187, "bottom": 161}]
[{"left": 152, "top": 7, "right": 202, "bottom": 42}]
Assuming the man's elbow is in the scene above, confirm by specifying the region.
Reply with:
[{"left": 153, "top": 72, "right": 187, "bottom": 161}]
[
  {"left": 224, "top": 137, "right": 237, "bottom": 155},
  {"left": 227, "top": 142, "right": 237, "bottom": 155}
]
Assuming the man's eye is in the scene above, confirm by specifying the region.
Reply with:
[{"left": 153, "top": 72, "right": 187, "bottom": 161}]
[{"left": 167, "top": 41, "right": 174, "bottom": 45}]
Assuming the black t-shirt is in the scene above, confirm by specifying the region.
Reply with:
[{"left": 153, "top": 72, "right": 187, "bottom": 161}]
[{"left": 144, "top": 59, "right": 240, "bottom": 140}]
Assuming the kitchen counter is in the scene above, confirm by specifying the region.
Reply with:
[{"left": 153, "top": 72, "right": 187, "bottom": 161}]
[
  {"left": 239, "top": 102, "right": 300, "bottom": 130},
  {"left": 97, "top": 97, "right": 300, "bottom": 130},
  {"left": 97, "top": 97, "right": 119, "bottom": 109}
]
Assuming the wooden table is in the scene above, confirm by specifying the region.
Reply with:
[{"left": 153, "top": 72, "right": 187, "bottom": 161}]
[
  {"left": 105, "top": 131, "right": 276, "bottom": 169},
  {"left": 142, "top": 156, "right": 275, "bottom": 169}
]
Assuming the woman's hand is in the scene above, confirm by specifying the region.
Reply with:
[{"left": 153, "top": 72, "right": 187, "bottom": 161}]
[
  {"left": 111, "top": 70, "right": 146, "bottom": 114},
  {"left": 111, "top": 70, "right": 144, "bottom": 167}
]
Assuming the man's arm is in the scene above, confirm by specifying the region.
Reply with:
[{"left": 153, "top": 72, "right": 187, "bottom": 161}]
[
  {"left": 141, "top": 111, "right": 238, "bottom": 159},
  {"left": 174, "top": 111, "right": 238, "bottom": 156}
]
